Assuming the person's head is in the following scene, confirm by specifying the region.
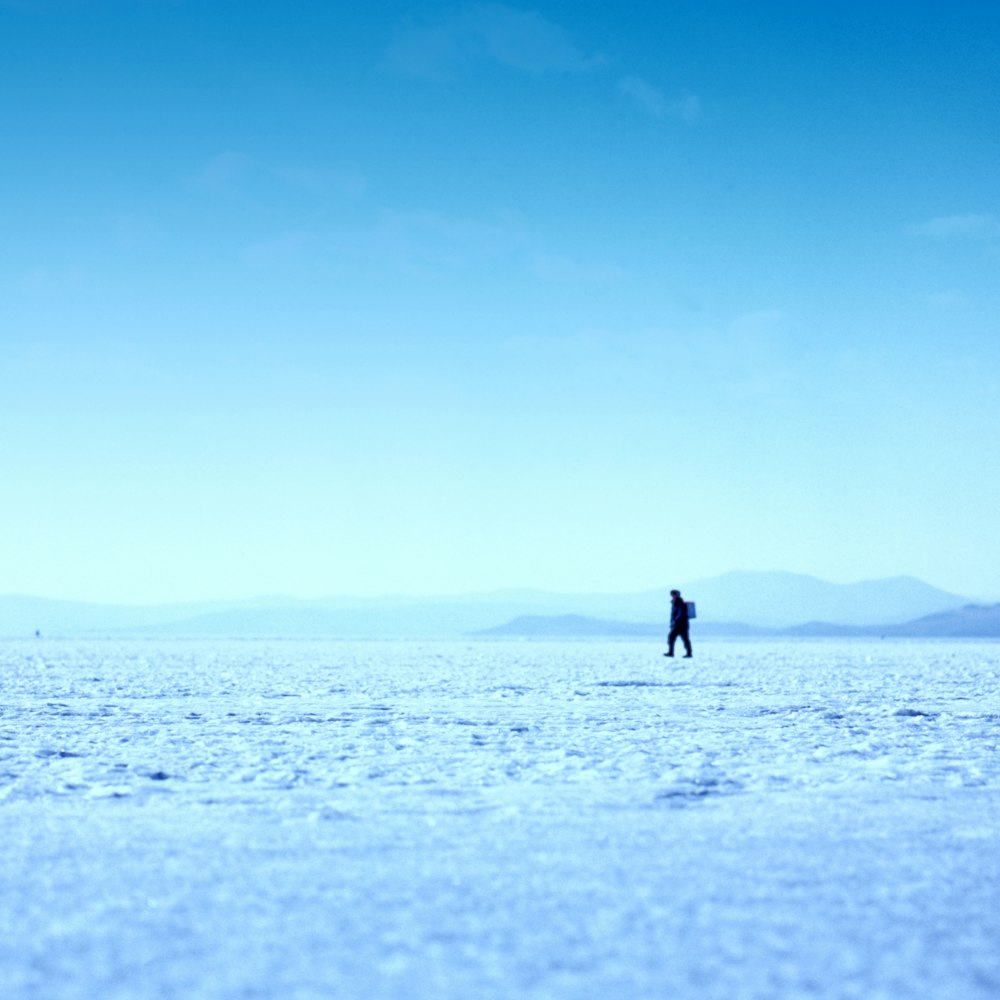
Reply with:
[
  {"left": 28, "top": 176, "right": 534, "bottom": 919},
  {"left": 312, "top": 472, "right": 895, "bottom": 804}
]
[{"left": 670, "top": 589, "right": 681, "bottom": 599}]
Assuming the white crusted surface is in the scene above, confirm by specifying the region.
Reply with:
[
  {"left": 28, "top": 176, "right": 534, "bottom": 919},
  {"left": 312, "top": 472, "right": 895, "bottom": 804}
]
[{"left": 1, "top": 639, "right": 998, "bottom": 999}]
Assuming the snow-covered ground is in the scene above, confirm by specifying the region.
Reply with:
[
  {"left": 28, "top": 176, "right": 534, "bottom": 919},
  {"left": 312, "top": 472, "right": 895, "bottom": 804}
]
[{"left": 1, "top": 638, "right": 998, "bottom": 999}]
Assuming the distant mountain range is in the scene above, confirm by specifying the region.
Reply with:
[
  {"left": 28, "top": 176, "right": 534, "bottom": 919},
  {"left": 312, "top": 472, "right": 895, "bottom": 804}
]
[
  {"left": 478, "top": 604, "right": 1000, "bottom": 639},
  {"left": 0, "top": 572, "right": 990, "bottom": 639},
  {"left": 674, "top": 571, "right": 971, "bottom": 628}
]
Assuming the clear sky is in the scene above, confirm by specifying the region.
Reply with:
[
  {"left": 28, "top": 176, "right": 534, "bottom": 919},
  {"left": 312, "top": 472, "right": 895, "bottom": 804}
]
[{"left": 3, "top": 1, "right": 999, "bottom": 604}]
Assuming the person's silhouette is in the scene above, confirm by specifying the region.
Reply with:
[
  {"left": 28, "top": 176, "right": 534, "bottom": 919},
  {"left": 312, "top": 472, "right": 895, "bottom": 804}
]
[{"left": 665, "top": 589, "right": 692, "bottom": 658}]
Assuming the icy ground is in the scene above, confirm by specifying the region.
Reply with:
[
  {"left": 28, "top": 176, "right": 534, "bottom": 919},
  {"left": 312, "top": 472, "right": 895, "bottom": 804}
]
[{"left": 1, "top": 639, "right": 999, "bottom": 1000}]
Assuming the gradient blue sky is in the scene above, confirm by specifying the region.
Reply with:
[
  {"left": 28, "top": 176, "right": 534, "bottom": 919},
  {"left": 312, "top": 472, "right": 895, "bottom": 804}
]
[{"left": 3, "top": 1, "right": 999, "bottom": 604}]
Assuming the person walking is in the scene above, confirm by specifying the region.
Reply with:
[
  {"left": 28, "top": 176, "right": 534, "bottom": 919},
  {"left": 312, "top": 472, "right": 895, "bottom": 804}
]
[{"left": 665, "top": 589, "right": 692, "bottom": 658}]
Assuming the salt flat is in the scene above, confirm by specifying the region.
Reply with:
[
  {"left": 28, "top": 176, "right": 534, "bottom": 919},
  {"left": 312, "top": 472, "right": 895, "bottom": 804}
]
[{"left": 1, "top": 639, "right": 998, "bottom": 999}]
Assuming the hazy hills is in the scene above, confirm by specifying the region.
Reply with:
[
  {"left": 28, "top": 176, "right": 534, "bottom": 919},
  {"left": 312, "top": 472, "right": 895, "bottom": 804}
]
[
  {"left": 481, "top": 604, "right": 1000, "bottom": 639},
  {"left": 0, "top": 571, "right": 984, "bottom": 639},
  {"left": 865, "top": 602, "right": 1000, "bottom": 638},
  {"left": 674, "top": 571, "right": 973, "bottom": 627}
]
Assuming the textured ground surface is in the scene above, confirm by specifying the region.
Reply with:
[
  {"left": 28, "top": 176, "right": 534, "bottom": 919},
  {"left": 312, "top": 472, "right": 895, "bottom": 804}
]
[{"left": 2, "top": 638, "right": 998, "bottom": 999}]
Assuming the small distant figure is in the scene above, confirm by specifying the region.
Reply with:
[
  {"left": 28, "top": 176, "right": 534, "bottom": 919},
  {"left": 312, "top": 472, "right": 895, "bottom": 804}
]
[
  {"left": 665, "top": 589, "right": 693, "bottom": 658},
  {"left": 34, "top": 629, "right": 41, "bottom": 638}
]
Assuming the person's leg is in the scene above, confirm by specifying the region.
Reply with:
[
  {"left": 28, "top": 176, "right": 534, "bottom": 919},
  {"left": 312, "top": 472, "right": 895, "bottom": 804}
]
[
  {"left": 667, "top": 626, "right": 678, "bottom": 655},
  {"left": 682, "top": 627, "right": 692, "bottom": 656}
]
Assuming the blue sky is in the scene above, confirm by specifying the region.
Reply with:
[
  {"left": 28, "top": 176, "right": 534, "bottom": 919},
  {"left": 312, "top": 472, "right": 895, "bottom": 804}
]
[{"left": 3, "top": 1, "right": 999, "bottom": 603}]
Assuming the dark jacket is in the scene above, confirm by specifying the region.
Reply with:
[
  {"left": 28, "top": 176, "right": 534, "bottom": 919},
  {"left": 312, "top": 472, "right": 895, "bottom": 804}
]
[{"left": 670, "top": 597, "right": 689, "bottom": 630}]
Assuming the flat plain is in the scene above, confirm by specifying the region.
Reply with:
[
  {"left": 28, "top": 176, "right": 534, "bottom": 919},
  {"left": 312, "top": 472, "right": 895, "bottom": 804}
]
[{"left": 2, "top": 638, "right": 998, "bottom": 999}]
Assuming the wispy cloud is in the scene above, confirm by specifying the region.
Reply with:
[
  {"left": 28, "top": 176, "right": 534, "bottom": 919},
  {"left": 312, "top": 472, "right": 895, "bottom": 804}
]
[
  {"left": 387, "top": 7, "right": 704, "bottom": 135},
  {"left": 619, "top": 76, "right": 702, "bottom": 122},
  {"left": 906, "top": 213, "right": 999, "bottom": 239},
  {"left": 231, "top": 203, "right": 623, "bottom": 288},
  {"left": 387, "top": 3, "right": 602, "bottom": 78},
  {"left": 194, "top": 152, "right": 366, "bottom": 198},
  {"left": 619, "top": 76, "right": 665, "bottom": 116},
  {"left": 672, "top": 91, "right": 703, "bottom": 123},
  {"left": 363, "top": 209, "right": 624, "bottom": 285}
]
